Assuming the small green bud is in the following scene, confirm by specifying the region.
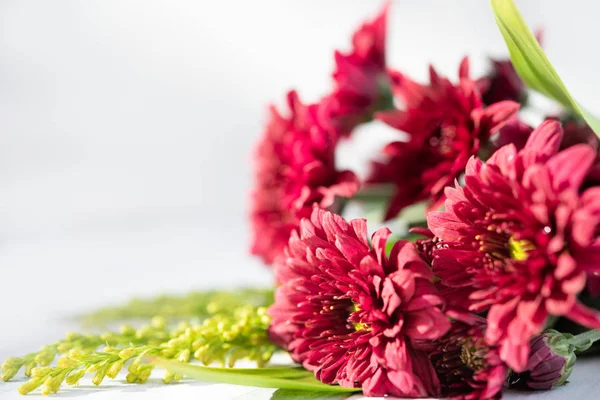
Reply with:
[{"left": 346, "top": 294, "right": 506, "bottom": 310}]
[
  {"left": 151, "top": 316, "right": 167, "bottom": 330},
  {"left": 1, "top": 368, "right": 19, "bottom": 382},
  {"left": 31, "top": 367, "right": 52, "bottom": 378},
  {"left": 18, "top": 377, "right": 44, "bottom": 395},
  {"left": 206, "top": 302, "right": 219, "bottom": 314},
  {"left": 57, "top": 356, "right": 79, "bottom": 368},
  {"left": 160, "top": 348, "right": 176, "bottom": 358},
  {"left": 57, "top": 342, "right": 73, "bottom": 353},
  {"left": 41, "top": 375, "right": 61, "bottom": 395},
  {"left": 120, "top": 325, "right": 136, "bottom": 336},
  {"left": 126, "top": 372, "right": 138, "bottom": 383},
  {"left": 119, "top": 348, "right": 138, "bottom": 360},
  {"left": 65, "top": 332, "right": 82, "bottom": 341},
  {"left": 128, "top": 356, "right": 143, "bottom": 373},
  {"left": 136, "top": 366, "right": 152, "bottom": 383},
  {"left": 136, "top": 325, "right": 154, "bottom": 338},
  {"left": 24, "top": 362, "right": 36, "bottom": 377},
  {"left": 177, "top": 349, "right": 191, "bottom": 363},
  {"left": 65, "top": 370, "right": 85, "bottom": 386},
  {"left": 106, "top": 360, "right": 124, "bottom": 379},
  {"left": 92, "top": 367, "right": 107, "bottom": 386},
  {"left": 68, "top": 348, "right": 88, "bottom": 360},
  {"left": 2, "top": 356, "right": 23, "bottom": 368},
  {"left": 34, "top": 351, "right": 55, "bottom": 366},
  {"left": 162, "top": 371, "right": 175, "bottom": 384}
]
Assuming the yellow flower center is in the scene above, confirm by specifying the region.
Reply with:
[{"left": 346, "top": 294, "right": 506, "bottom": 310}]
[
  {"left": 460, "top": 338, "right": 486, "bottom": 371},
  {"left": 350, "top": 303, "right": 370, "bottom": 331},
  {"left": 508, "top": 237, "right": 535, "bottom": 261}
]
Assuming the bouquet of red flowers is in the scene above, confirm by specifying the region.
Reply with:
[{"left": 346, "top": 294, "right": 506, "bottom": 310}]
[{"left": 3, "top": 1, "right": 599, "bottom": 398}]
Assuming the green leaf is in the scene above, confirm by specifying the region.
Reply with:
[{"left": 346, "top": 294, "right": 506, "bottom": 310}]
[
  {"left": 490, "top": 0, "right": 600, "bottom": 135},
  {"left": 271, "top": 388, "right": 353, "bottom": 400},
  {"left": 153, "top": 359, "right": 361, "bottom": 393}
]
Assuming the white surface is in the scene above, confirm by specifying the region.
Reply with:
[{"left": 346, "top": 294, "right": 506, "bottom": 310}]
[{"left": 2, "top": 0, "right": 600, "bottom": 399}]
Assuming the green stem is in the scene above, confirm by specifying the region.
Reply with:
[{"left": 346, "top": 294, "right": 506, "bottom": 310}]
[
  {"left": 570, "top": 330, "right": 600, "bottom": 352},
  {"left": 154, "top": 359, "right": 361, "bottom": 393},
  {"left": 350, "top": 184, "right": 395, "bottom": 202}
]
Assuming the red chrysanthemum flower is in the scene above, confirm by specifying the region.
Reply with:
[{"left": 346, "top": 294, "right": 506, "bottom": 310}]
[
  {"left": 428, "top": 119, "right": 600, "bottom": 372},
  {"left": 318, "top": 4, "right": 393, "bottom": 139},
  {"left": 429, "top": 312, "right": 508, "bottom": 400},
  {"left": 369, "top": 58, "right": 519, "bottom": 220},
  {"left": 560, "top": 119, "right": 600, "bottom": 188},
  {"left": 478, "top": 30, "right": 541, "bottom": 106},
  {"left": 250, "top": 91, "right": 359, "bottom": 265},
  {"left": 268, "top": 208, "right": 450, "bottom": 397},
  {"left": 479, "top": 59, "right": 526, "bottom": 106}
]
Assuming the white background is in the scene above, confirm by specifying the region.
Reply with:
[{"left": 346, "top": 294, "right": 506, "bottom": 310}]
[{"left": 1, "top": 1, "right": 599, "bottom": 398}]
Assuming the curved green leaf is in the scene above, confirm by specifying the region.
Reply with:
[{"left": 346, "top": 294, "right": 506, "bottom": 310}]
[
  {"left": 490, "top": 0, "right": 600, "bottom": 135},
  {"left": 153, "top": 359, "right": 361, "bottom": 393},
  {"left": 271, "top": 388, "right": 352, "bottom": 400}
]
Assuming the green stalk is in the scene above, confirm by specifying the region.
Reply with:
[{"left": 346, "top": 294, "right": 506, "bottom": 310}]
[
  {"left": 570, "top": 330, "right": 600, "bottom": 352},
  {"left": 153, "top": 359, "right": 361, "bottom": 393}
]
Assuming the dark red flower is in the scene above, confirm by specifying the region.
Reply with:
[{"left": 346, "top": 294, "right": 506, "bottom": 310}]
[
  {"left": 478, "top": 30, "right": 542, "bottom": 105},
  {"left": 250, "top": 91, "right": 359, "bottom": 265},
  {"left": 318, "top": 4, "right": 393, "bottom": 139},
  {"left": 588, "top": 275, "right": 600, "bottom": 296},
  {"left": 429, "top": 312, "right": 508, "bottom": 400},
  {"left": 490, "top": 118, "right": 600, "bottom": 186},
  {"left": 480, "top": 59, "right": 527, "bottom": 106},
  {"left": 268, "top": 208, "right": 450, "bottom": 397},
  {"left": 368, "top": 58, "right": 519, "bottom": 220},
  {"left": 428, "top": 119, "right": 600, "bottom": 372}
]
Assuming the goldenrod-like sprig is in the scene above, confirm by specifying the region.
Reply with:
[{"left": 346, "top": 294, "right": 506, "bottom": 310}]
[
  {"left": 0, "top": 318, "right": 171, "bottom": 383},
  {"left": 4, "top": 306, "right": 276, "bottom": 395},
  {"left": 80, "top": 288, "right": 274, "bottom": 326}
]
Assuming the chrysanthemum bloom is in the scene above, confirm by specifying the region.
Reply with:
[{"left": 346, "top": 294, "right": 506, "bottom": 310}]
[
  {"left": 428, "top": 119, "right": 600, "bottom": 372},
  {"left": 369, "top": 58, "right": 519, "bottom": 220},
  {"left": 508, "top": 330, "right": 575, "bottom": 390},
  {"left": 560, "top": 119, "right": 600, "bottom": 188},
  {"left": 429, "top": 313, "right": 508, "bottom": 400},
  {"left": 478, "top": 31, "right": 542, "bottom": 106},
  {"left": 480, "top": 59, "right": 526, "bottom": 106},
  {"left": 268, "top": 208, "right": 450, "bottom": 397},
  {"left": 250, "top": 91, "right": 359, "bottom": 265},
  {"left": 318, "top": 4, "right": 393, "bottom": 139}
]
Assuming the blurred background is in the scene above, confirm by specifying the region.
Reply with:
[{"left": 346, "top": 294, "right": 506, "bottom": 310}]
[{"left": 1, "top": 0, "right": 599, "bottom": 357}]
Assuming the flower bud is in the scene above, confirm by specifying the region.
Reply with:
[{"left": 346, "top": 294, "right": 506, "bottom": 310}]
[
  {"left": 34, "top": 351, "right": 55, "bottom": 366},
  {"left": 18, "top": 377, "right": 44, "bottom": 395},
  {"left": 68, "top": 348, "right": 88, "bottom": 360},
  {"left": 65, "top": 332, "right": 82, "bottom": 341},
  {"left": 106, "top": 360, "right": 124, "bottom": 379},
  {"left": 2, "top": 356, "right": 23, "bottom": 369},
  {"left": 162, "top": 371, "right": 175, "bottom": 384},
  {"left": 1, "top": 367, "right": 19, "bottom": 382},
  {"left": 65, "top": 370, "right": 86, "bottom": 386},
  {"left": 509, "top": 330, "right": 576, "bottom": 390},
  {"left": 119, "top": 348, "right": 138, "bottom": 360},
  {"left": 136, "top": 366, "right": 152, "bottom": 383},
  {"left": 31, "top": 367, "right": 52, "bottom": 378},
  {"left": 177, "top": 349, "right": 191, "bottom": 363},
  {"left": 151, "top": 316, "right": 167, "bottom": 330},
  {"left": 120, "top": 324, "right": 136, "bottom": 336},
  {"left": 58, "top": 356, "right": 79, "bottom": 368},
  {"left": 125, "top": 372, "right": 138, "bottom": 383},
  {"left": 92, "top": 367, "right": 107, "bottom": 386}
]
